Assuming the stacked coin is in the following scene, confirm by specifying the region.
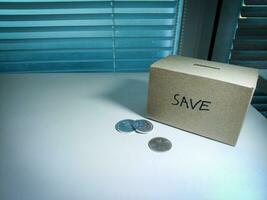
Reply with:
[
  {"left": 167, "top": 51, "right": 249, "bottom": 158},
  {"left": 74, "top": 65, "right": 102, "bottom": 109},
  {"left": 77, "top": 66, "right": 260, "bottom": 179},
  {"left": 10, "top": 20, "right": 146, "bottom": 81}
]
[
  {"left": 115, "top": 119, "right": 135, "bottom": 133},
  {"left": 115, "top": 119, "right": 153, "bottom": 134},
  {"left": 133, "top": 119, "right": 153, "bottom": 134}
]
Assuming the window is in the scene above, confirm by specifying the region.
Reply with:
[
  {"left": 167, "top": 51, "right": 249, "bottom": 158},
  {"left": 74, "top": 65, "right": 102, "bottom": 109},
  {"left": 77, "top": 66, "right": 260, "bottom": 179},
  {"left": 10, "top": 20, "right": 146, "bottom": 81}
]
[
  {"left": 229, "top": 0, "right": 267, "bottom": 117},
  {"left": 0, "top": 0, "right": 183, "bottom": 72}
]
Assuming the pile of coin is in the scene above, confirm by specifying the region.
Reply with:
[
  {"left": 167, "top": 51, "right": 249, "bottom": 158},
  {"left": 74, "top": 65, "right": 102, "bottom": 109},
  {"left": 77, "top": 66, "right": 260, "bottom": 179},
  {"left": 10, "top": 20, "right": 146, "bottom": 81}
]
[
  {"left": 115, "top": 119, "right": 153, "bottom": 134},
  {"left": 115, "top": 119, "right": 172, "bottom": 152}
]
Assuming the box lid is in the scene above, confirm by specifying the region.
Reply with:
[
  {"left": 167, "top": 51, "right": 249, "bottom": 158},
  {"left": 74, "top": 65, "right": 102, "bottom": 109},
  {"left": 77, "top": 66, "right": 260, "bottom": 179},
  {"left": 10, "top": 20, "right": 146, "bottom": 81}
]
[{"left": 151, "top": 55, "right": 259, "bottom": 88}]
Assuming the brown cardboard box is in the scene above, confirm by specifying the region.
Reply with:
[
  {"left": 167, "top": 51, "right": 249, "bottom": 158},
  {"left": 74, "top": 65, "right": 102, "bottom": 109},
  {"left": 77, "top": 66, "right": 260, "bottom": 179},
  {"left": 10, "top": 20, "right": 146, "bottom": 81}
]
[{"left": 147, "top": 56, "right": 259, "bottom": 146}]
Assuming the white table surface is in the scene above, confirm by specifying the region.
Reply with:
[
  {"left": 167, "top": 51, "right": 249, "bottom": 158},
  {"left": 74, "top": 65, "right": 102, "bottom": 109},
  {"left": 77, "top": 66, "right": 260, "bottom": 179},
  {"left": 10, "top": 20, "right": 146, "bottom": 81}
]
[{"left": 0, "top": 73, "right": 266, "bottom": 200}]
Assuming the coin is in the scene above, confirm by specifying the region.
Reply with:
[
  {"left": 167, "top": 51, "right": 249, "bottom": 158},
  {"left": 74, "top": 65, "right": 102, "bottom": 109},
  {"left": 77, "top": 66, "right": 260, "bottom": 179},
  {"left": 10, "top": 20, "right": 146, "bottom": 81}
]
[
  {"left": 148, "top": 137, "right": 172, "bottom": 152},
  {"left": 115, "top": 119, "right": 135, "bottom": 133},
  {"left": 132, "top": 119, "right": 153, "bottom": 134}
]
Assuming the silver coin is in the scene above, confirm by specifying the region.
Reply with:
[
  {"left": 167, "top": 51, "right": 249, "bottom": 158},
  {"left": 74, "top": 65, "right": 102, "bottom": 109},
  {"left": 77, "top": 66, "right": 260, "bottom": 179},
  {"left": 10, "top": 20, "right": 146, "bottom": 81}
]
[
  {"left": 132, "top": 119, "right": 153, "bottom": 134},
  {"left": 148, "top": 137, "right": 172, "bottom": 152},
  {"left": 115, "top": 119, "right": 135, "bottom": 133}
]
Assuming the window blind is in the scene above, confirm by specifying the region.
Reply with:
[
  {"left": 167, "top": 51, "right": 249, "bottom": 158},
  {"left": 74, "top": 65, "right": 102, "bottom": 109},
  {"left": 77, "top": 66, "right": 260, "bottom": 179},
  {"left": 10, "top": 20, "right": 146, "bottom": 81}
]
[
  {"left": 229, "top": 0, "right": 267, "bottom": 117},
  {"left": 0, "top": 0, "right": 183, "bottom": 72}
]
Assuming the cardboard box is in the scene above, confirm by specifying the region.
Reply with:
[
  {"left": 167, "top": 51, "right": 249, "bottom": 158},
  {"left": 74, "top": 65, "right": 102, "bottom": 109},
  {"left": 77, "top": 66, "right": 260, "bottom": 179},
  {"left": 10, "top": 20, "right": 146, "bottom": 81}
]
[{"left": 147, "top": 56, "right": 259, "bottom": 146}]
